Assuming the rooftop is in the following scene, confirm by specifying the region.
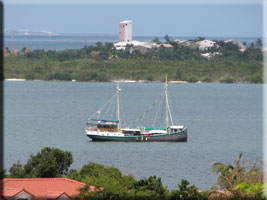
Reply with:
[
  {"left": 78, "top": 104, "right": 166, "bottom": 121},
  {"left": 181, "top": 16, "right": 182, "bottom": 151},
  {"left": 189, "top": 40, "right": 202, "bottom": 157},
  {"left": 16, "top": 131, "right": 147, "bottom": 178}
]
[
  {"left": 120, "top": 20, "right": 132, "bottom": 24},
  {"left": 1, "top": 178, "right": 88, "bottom": 200}
]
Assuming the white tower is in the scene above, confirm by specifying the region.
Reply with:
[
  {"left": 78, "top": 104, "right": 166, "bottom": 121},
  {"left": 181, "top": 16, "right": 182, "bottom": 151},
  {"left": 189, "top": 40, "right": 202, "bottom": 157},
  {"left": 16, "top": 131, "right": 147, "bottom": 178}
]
[{"left": 119, "top": 20, "right": 132, "bottom": 43}]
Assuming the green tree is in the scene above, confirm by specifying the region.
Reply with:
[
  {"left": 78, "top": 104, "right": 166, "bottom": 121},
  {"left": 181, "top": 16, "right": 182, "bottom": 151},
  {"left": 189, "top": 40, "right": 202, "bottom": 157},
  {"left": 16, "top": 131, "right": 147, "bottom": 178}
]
[
  {"left": 133, "top": 176, "right": 168, "bottom": 200},
  {"left": 196, "top": 36, "right": 205, "bottom": 41},
  {"left": 250, "top": 42, "right": 255, "bottom": 48},
  {"left": 0, "top": 169, "right": 7, "bottom": 178},
  {"left": 96, "top": 41, "right": 103, "bottom": 50},
  {"left": 164, "top": 34, "right": 171, "bottom": 44},
  {"left": 8, "top": 161, "right": 26, "bottom": 178},
  {"left": 169, "top": 179, "right": 200, "bottom": 200},
  {"left": 8, "top": 147, "right": 73, "bottom": 178},
  {"left": 72, "top": 163, "right": 136, "bottom": 200},
  {"left": 152, "top": 37, "right": 161, "bottom": 44},
  {"left": 256, "top": 38, "right": 262, "bottom": 48},
  {"left": 211, "top": 153, "right": 263, "bottom": 197},
  {"left": 234, "top": 182, "right": 265, "bottom": 199}
]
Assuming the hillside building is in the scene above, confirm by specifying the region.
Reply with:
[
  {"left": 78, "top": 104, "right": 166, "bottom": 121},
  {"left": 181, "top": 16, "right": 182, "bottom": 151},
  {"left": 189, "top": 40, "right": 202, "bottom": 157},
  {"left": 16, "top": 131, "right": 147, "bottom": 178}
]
[
  {"left": 223, "top": 39, "right": 246, "bottom": 52},
  {"left": 196, "top": 40, "right": 218, "bottom": 51}
]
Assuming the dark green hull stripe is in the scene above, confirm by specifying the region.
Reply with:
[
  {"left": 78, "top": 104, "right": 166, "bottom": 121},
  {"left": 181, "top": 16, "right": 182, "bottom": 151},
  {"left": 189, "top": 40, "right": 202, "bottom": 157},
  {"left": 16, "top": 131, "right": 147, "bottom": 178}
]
[{"left": 87, "top": 130, "right": 187, "bottom": 142}]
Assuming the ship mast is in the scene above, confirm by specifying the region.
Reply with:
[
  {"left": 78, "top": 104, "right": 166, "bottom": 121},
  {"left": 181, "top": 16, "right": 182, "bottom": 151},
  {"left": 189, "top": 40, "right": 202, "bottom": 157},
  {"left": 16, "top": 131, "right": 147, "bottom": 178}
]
[
  {"left": 116, "top": 82, "right": 120, "bottom": 130},
  {"left": 165, "top": 75, "right": 169, "bottom": 128}
]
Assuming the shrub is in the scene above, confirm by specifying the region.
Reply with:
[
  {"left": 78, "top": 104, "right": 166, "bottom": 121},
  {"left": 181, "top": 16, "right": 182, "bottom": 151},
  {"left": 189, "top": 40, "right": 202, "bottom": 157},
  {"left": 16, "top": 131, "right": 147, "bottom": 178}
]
[{"left": 219, "top": 77, "right": 235, "bottom": 83}]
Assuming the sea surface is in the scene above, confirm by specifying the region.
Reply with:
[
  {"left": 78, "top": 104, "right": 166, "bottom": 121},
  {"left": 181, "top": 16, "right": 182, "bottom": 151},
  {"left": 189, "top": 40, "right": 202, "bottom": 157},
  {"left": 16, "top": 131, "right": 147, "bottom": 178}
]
[
  {"left": 4, "top": 35, "right": 260, "bottom": 51},
  {"left": 4, "top": 81, "right": 262, "bottom": 190}
]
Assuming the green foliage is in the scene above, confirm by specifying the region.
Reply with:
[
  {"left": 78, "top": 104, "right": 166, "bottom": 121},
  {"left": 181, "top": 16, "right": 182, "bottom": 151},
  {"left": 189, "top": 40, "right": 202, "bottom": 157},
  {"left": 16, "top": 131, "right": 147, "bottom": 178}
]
[
  {"left": 256, "top": 39, "right": 263, "bottom": 48},
  {"left": 8, "top": 147, "right": 73, "bottom": 178},
  {"left": 5, "top": 54, "right": 262, "bottom": 83},
  {"left": 133, "top": 176, "right": 168, "bottom": 200},
  {"left": 219, "top": 77, "right": 235, "bottom": 83},
  {"left": 70, "top": 162, "right": 136, "bottom": 200},
  {"left": 184, "top": 75, "right": 198, "bottom": 83},
  {"left": 8, "top": 161, "right": 26, "bottom": 178},
  {"left": 234, "top": 182, "right": 265, "bottom": 199},
  {"left": 0, "top": 169, "right": 7, "bottom": 178},
  {"left": 211, "top": 153, "right": 263, "bottom": 199},
  {"left": 71, "top": 163, "right": 203, "bottom": 200},
  {"left": 250, "top": 74, "right": 263, "bottom": 83},
  {"left": 169, "top": 179, "right": 201, "bottom": 200},
  {"left": 152, "top": 37, "right": 161, "bottom": 44},
  {"left": 199, "top": 76, "right": 211, "bottom": 82},
  {"left": 164, "top": 35, "right": 171, "bottom": 44},
  {"left": 4, "top": 38, "right": 263, "bottom": 83}
]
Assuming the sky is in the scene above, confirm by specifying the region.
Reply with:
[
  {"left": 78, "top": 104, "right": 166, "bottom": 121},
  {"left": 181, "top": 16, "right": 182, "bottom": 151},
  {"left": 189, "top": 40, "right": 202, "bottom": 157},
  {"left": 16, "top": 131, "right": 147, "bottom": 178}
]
[{"left": 3, "top": 1, "right": 263, "bottom": 37}]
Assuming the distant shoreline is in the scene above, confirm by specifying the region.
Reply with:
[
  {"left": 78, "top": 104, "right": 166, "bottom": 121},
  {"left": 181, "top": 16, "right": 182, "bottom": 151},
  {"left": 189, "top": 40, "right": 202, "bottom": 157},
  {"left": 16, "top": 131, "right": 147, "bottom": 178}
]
[
  {"left": 4, "top": 78, "right": 188, "bottom": 83},
  {"left": 4, "top": 78, "right": 259, "bottom": 84}
]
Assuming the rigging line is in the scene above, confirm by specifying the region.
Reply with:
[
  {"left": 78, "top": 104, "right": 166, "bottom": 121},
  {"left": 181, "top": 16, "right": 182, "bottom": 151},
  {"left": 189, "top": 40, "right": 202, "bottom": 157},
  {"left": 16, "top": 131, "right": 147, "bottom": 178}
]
[
  {"left": 104, "top": 97, "right": 114, "bottom": 117},
  {"left": 152, "top": 95, "right": 162, "bottom": 127},
  {"left": 110, "top": 96, "right": 116, "bottom": 119},
  {"left": 103, "top": 94, "right": 115, "bottom": 118},
  {"left": 168, "top": 87, "right": 176, "bottom": 125},
  {"left": 127, "top": 93, "right": 163, "bottom": 128},
  {"left": 167, "top": 101, "right": 174, "bottom": 126},
  {"left": 89, "top": 94, "right": 116, "bottom": 119},
  {"left": 152, "top": 90, "right": 164, "bottom": 127},
  {"left": 160, "top": 96, "right": 165, "bottom": 127}
]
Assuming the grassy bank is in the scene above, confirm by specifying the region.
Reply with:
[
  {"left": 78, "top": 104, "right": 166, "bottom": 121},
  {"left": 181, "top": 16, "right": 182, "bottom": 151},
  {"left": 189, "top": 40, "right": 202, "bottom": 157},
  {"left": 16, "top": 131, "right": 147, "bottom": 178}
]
[{"left": 4, "top": 56, "right": 262, "bottom": 83}]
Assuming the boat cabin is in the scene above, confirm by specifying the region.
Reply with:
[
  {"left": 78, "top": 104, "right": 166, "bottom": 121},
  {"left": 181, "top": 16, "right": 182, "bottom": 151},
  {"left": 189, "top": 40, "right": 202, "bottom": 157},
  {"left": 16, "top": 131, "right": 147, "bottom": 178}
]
[
  {"left": 87, "top": 118, "right": 119, "bottom": 132},
  {"left": 168, "top": 125, "right": 184, "bottom": 133},
  {"left": 143, "top": 127, "right": 165, "bottom": 134},
  {"left": 121, "top": 128, "right": 142, "bottom": 136}
]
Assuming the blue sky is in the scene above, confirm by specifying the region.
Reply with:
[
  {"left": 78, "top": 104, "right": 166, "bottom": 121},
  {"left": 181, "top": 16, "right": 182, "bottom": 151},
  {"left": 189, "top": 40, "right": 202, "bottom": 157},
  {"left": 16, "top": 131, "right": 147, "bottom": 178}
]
[{"left": 4, "top": 2, "right": 263, "bottom": 37}]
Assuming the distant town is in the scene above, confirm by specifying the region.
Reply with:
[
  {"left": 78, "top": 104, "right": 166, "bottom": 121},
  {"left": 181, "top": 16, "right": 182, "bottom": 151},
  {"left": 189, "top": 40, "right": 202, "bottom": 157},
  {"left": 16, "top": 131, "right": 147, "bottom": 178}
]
[
  {"left": 4, "top": 20, "right": 265, "bottom": 58},
  {"left": 112, "top": 20, "right": 263, "bottom": 60},
  {"left": 4, "top": 20, "right": 263, "bottom": 83}
]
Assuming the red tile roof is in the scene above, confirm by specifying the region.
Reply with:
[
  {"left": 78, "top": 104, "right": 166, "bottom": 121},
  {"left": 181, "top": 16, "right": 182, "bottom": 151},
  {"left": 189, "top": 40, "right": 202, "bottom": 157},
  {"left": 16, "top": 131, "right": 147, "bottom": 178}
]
[
  {"left": 1, "top": 178, "right": 86, "bottom": 199},
  {"left": 3, "top": 187, "right": 35, "bottom": 198}
]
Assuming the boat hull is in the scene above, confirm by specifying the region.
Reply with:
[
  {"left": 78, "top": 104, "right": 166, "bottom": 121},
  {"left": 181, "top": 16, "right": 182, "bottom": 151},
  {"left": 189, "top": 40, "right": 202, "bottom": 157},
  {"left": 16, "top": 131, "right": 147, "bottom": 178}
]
[{"left": 86, "top": 129, "right": 187, "bottom": 142}]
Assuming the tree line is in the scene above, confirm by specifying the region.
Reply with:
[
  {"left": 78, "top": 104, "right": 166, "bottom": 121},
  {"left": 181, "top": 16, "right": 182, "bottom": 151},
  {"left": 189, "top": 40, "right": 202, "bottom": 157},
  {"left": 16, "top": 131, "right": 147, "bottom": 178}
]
[{"left": 4, "top": 37, "right": 263, "bottom": 83}]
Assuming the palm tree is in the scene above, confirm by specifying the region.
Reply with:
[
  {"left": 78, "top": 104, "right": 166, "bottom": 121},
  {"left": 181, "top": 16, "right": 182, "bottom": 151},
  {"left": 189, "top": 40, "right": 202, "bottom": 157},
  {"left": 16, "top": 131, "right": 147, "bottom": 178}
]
[
  {"left": 152, "top": 37, "right": 161, "bottom": 44},
  {"left": 255, "top": 38, "right": 262, "bottom": 48},
  {"left": 211, "top": 153, "right": 243, "bottom": 190},
  {"left": 164, "top": 34, "right": 171, "bottom": 44},
  {"left": 250, "top": 42, "right": 255, "bottom": 48}
]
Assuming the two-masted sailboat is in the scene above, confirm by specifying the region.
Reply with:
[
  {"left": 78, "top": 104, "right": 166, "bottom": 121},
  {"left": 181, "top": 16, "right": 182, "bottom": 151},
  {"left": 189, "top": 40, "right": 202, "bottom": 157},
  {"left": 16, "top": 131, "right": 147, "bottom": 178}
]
[{"left": 85, "top": 76, "right": 187, "bottom": 142}]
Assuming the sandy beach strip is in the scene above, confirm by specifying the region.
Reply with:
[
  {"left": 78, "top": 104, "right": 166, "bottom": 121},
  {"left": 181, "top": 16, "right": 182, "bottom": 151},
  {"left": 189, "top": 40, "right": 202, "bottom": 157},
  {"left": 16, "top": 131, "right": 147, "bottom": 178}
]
[
  {"left": 169, "top": 80, "right": 188, "bottom": 84},
  {"left": 5, "top": 78, "right": 26, "bottom": 81}
]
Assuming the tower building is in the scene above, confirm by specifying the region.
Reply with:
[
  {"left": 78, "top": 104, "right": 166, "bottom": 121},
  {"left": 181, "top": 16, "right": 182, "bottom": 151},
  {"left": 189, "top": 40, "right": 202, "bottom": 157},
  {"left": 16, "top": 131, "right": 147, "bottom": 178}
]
[{"left": 119, "top": 20, "right": 132, "bottom": 43}]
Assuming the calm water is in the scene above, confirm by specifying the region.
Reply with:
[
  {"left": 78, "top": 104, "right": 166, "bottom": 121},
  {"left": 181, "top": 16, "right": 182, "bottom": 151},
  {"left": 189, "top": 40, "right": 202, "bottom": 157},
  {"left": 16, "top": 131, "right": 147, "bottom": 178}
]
[
  {"left": 4, "top": 81, "right": 262, "bottom": 190},
  {"left": 4, "top": 35, "right": 260, "bottom": 50}
]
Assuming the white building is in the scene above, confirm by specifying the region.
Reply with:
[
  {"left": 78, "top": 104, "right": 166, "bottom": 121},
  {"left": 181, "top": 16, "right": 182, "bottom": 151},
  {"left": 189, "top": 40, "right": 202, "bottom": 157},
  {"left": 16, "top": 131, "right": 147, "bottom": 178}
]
[
  {"left": 114, "top": 40, "right": 145, "bottom": 50},
  {"left": 119, "top": 20, "right": 132, "bottom": 42},
  {"left": 223, "top": 39, "right": 246, "bottom": 52},
  {"left": 196, "top": 40, "right": 218, "bottom": 51},
  {"left": 201, "top": 52, "right": 222, "bottom": 60},
  {"left": 115, "top": 20, "right": 146, "bottom": 50}
]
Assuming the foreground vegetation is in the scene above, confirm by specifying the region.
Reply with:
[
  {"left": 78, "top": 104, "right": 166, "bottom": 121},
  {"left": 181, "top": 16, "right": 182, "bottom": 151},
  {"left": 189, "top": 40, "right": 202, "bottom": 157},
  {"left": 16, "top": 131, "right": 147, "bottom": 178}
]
[
  {"left": 4, "top": 37, "right": 263, "bottom": 83},
  {"left": 2, "top": 147, "right": 265, "bottom": 199}
]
